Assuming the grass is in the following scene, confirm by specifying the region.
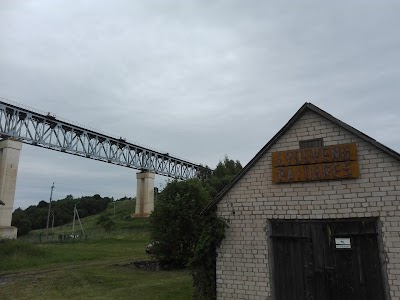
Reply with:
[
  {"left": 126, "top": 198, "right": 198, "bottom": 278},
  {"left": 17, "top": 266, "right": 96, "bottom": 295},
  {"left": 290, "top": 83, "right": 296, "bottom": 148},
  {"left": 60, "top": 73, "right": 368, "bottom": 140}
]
[
  {"left": 0, "top": 263, "right": 191, "bottom": 300},
  {"left": 0, "top": 201, "right": 193, "bottom": 299},
  {"left": 21, "top": 199, "right": 150, "bottom": 243},
  {"left": 0, "top": 236, "right": 149, "bottom": 272}
]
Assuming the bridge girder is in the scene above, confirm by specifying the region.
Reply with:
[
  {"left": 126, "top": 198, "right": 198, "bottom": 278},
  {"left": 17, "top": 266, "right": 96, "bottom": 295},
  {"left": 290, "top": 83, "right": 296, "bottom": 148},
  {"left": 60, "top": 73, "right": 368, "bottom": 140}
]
[{"left": 0, "top": 99, "right": 201, "bottom": 180}]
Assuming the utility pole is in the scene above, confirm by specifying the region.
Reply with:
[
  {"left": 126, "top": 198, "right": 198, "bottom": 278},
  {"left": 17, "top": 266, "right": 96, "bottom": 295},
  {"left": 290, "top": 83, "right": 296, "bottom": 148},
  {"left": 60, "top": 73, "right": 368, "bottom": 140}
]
[
  {"left": 51, "top": 213, "right": 55, "bottom": 233},
  {"left": 45, "top": 182, "right": 55, "bottom": 239},
  {"left": 72, "top": 203, "right": 85, "bottom": 237},
  {"left": 72, "top": 203, "right": 76, "bottom": 237}
]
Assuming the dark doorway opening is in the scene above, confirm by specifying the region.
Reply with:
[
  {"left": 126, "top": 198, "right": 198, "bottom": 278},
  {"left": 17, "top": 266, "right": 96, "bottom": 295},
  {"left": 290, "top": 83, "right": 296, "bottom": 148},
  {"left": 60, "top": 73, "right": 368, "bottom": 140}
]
[{"left": 271, "top": 219, "right": 386, "bottom": 300}]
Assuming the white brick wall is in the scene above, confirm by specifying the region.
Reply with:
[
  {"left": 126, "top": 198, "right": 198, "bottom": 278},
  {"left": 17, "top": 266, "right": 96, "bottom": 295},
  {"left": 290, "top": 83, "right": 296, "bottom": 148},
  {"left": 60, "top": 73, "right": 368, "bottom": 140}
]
[{"left": 216, "top": 110, "right": 400, "bottom": 300}]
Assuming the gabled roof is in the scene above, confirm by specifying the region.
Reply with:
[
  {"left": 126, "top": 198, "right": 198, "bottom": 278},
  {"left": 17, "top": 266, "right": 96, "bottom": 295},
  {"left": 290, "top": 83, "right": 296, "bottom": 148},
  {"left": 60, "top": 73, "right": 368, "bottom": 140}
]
[{"left": 202, "top": 102, "right": 400, "bottom": 213}]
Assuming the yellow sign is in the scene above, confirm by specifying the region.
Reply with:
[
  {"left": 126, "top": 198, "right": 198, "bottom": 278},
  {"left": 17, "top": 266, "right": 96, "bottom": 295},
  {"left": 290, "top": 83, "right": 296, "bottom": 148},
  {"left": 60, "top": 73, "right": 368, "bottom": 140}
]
[{"left": 272, "top": 143, "right": 359, "bottom": 183}]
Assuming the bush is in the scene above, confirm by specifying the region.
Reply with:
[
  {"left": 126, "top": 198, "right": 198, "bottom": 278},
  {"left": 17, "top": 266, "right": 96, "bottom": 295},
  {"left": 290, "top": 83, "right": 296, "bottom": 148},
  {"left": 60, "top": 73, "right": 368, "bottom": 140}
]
[
  {"left": 96, "top": 216, "right": 115, "bottom": 233},
  {"left": 190, "top": 209, "right": 227, "bottom": 300},
  {"left": 149, "top": 156, "right": 241, "bottom": 298},
  {"left": 149, "top": 179, "right": 209, "bottom": 267}
]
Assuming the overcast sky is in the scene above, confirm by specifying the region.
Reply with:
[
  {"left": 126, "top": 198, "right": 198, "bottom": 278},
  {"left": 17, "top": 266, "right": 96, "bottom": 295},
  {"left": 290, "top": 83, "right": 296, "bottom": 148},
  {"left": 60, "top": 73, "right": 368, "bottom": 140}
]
[{"left": 1, "top": 1, "right": 399, "bottom": 209}]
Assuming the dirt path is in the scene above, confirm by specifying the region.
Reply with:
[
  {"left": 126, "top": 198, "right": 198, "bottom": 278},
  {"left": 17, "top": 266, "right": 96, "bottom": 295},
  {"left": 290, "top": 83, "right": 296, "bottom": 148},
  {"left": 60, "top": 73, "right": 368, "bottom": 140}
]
[{"left": 0, "top": 257, "right": 134, "bottom": 287}]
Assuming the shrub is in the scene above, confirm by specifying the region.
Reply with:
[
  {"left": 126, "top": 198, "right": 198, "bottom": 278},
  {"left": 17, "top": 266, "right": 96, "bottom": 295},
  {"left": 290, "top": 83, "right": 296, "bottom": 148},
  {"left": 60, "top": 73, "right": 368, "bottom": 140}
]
[{"left": 149, "top": 179, "right": 208, "bottom": 267}]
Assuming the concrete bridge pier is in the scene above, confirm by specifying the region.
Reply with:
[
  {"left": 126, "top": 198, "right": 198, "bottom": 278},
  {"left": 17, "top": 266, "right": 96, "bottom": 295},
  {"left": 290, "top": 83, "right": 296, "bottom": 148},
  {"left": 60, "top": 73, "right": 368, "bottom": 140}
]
[
  {"left": 0, "top": 139, "right": 22, "bottom": 239},
  {"left": 132, "top": 171, "right": 155, "bottom": 218}
]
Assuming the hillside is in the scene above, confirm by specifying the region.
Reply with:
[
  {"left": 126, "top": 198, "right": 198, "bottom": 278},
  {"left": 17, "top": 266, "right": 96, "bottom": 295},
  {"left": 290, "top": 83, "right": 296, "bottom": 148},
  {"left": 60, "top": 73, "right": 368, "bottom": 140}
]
[{"left": 21, "top": 198, "right": 150, "bottom": 242}]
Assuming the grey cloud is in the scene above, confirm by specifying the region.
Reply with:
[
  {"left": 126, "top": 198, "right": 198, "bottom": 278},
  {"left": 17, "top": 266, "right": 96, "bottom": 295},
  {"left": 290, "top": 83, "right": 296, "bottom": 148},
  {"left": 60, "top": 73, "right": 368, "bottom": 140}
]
[{"left": 1, "top": 1, "right": 399, "bottom": 208}]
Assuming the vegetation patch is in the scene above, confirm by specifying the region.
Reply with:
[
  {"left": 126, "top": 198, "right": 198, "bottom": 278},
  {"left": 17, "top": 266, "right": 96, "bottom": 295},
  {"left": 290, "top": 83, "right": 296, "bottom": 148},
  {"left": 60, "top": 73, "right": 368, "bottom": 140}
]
[
  {"left": 2, "top": 156, "right": 242, "bottom": 299},
  {"left": 12, "top": 194, "right": 114, "bottom": 236},
  {"left": 115, "top": 260, "right": 159, "bottom": 271},
  {"left": 0, "top": 240, "right": 48, "bottom": 259},
  {"left": 149, "top": 156, "right": 242, "bottom": 299},
  {"left": 116, "top": 260, "right": 188, "bottom": 271},
  {"left": 0, "top": 236, "right": 192, "bottom": 299}
]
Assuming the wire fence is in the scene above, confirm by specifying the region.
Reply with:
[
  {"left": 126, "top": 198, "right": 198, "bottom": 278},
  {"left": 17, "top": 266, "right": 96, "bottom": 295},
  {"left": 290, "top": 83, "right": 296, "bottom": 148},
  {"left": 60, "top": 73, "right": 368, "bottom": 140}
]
[{"left": 22, "top": 227, "right": 150, "bottom": 244}]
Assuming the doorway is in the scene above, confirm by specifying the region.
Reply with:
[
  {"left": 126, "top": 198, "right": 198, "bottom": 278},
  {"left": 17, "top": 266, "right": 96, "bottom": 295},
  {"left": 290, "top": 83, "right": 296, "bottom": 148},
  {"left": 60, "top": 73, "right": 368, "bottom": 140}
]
[{"left": 270, "top": 219, "right": 386, "bottom": 300}]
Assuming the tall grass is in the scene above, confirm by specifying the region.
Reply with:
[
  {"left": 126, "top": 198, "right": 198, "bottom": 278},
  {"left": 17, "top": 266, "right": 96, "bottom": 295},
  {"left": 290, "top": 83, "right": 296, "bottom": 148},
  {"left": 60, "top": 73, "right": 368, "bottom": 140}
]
[{"left": 0, "top": 239, "right": 48, "bottom": 258}]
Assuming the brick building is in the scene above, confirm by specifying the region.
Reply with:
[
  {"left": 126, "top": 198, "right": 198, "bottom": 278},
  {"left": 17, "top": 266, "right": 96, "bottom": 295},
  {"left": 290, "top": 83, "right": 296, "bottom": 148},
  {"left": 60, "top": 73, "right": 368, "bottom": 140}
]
[{"left": 204, "top": 103, "right": 400, "bottom": 300}]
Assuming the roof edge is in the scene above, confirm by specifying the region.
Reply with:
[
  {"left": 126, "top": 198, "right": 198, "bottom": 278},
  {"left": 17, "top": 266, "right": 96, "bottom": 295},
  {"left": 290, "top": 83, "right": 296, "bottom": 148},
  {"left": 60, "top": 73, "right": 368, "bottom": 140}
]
[{"left": 202, "top": 102, "right": 400, "bottom": 214}]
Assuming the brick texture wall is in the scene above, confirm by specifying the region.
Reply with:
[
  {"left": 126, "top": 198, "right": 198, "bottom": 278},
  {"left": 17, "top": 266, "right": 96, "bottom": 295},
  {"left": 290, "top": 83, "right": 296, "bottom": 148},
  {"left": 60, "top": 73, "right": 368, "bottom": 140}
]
[{"left": 216, "top": 110, "right": 400, "bottom": 300}]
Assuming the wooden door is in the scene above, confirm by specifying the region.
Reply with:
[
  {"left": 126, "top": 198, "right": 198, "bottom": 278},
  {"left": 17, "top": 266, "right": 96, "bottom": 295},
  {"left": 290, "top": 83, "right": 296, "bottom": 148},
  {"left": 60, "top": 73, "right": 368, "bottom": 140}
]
[{"left": 271, "top": 219, "right": 386, "bottom": 300}]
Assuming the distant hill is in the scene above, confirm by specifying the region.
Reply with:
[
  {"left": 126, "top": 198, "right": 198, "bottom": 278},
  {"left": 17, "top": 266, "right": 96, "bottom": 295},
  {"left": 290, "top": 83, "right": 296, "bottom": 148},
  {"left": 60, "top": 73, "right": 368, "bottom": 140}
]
[{"left": 12, "top": 195, "right": 133, "bottom": 236}]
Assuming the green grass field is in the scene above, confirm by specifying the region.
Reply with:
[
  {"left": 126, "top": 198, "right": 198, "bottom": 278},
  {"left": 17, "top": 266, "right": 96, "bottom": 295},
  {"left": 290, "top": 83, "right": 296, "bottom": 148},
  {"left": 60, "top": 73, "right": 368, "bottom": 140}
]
[
  {"left": 22, "top": 199, "right": 149, "bottom": 242},
  {"left": 0, "top": 200, "right": 193, "bottom": 299}
]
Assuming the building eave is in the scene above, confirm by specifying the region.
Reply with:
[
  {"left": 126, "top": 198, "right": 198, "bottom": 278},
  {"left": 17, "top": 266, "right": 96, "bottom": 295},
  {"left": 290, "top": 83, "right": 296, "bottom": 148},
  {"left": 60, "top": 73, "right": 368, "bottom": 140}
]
[{"left": 202, "top": 102, "right": 400, "bottom": 214}]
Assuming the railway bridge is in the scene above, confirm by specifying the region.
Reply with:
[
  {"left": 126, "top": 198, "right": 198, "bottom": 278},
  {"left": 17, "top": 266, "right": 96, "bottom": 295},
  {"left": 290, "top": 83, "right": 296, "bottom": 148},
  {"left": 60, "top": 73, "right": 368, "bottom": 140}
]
[{"left": 0, "top": 98, "right": 203, "bottom": 238}]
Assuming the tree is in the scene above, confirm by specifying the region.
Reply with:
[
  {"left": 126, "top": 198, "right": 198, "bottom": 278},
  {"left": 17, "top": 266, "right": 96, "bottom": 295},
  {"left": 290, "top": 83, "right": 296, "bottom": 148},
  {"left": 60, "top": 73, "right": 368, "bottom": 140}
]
[
  {"left": 17, "top": 218, "right": 32, "bottom": 236},
  {"left": 150, "top": 156, "right": 242, "bottom": 255},
  {"left": 103, "top": 219, "right": 115, "bottom": 233},
  {"left": 190, "top": 209, "right": 227, "bottom": 300},
  {"left": 11, "top": 210, "right": 32, "bottom": 236},
  {"left": 192, "top": 156, "right": 243, "bottom": 299},
  {"left": 37, "top": 200, "right": 48, "bottom": 208},
  {"left": 11, "top": 194, "right": 112, "bottom": 236},
  {"left": 201, "top": 156, "right": 242, "bottom": 198},
  {"left": 96, "top": 215, "right": 115, "bottom": 233},
  {"left": 149, "top": 179, "right": 209, "bottom": 267},
  {"left": 213, "top": 156, "right": 242, "bottom": 178},
  {"left": 148, "top": 156, "right": 243, "bottom": 297}
]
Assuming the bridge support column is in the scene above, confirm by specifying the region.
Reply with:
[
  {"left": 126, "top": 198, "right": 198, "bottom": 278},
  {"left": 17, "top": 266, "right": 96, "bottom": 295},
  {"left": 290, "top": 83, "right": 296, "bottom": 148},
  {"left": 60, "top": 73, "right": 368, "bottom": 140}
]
[
  {"left": 0, "top": 139, "right": 22, "bottom": 239},
  {"left": 132, "top": 171, "right": 155, "bottom": 218}
]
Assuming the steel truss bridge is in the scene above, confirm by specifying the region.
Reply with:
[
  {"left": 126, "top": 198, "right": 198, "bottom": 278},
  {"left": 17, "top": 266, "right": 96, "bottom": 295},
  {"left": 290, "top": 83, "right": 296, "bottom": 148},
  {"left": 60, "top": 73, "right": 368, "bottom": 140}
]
[{"left": 0, "top": 99, "right": 201, "bottom": 179}]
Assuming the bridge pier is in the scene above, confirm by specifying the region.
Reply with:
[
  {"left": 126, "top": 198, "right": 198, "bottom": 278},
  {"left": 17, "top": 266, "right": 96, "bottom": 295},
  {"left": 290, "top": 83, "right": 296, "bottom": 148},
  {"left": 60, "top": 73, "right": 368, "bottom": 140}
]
[
  {"left": 0, "top": 139, "right": 22, "bottom": 239},
  {"left": 132, "top": 171, "right": 155, "bottom": 218}
]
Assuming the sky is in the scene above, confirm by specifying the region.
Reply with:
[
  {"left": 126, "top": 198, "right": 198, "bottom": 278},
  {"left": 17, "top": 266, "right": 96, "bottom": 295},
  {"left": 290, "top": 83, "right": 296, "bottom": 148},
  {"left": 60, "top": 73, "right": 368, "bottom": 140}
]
[{"left": 0, "top": 1, "right": 399, "bottom": 209}]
